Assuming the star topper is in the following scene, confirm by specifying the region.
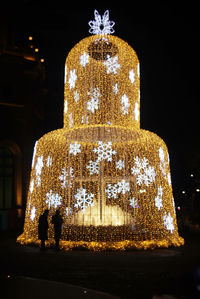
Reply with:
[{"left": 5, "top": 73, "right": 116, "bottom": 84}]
[{"left": 88, "top": 10, "right": 115, "bottom": 35}]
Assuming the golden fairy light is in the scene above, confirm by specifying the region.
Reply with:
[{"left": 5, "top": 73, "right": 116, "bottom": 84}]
[{"left": 17, "top": 10, "right": 184, "bottom": 250}]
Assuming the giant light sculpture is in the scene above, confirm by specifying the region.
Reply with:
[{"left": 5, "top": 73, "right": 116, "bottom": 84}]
[{"left": 17, "top": 10, "right": 184, "bottom": 250}]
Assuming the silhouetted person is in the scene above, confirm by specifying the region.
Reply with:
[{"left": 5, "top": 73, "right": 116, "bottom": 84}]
[
  {"left": 38, "top": 209, "right": 49, "bottom": 251},
  {"left": 52, "top": 209, "right": 63, "bottom": 250}
]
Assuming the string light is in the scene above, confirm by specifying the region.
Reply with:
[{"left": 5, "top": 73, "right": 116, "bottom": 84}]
[{"left": 17, "top": 13, "right": 184, "bottom": 251}]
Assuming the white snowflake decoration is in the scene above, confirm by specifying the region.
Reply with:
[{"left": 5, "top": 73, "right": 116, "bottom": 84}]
[
  {"left": 30, "top": 179, "right": 34, "bottom": 194},
  {"left": 104, "top": 55, "right": 120, "bottom": 74},
  {"left": 105, "top": 183, "right": 118, "bottom": 199},
  {"left": 113, "top": 83, "right": 119, "bottom": 94},
  {"left": 59, "top": 167, "right": 74, "bottom": 188},
  {"left": 30, "top": 206, "right": 36, "bottom": 221},
  {"left": 46, "top": 190, "right": 62, "bottom": 209},
  {"left": 87, "top": 88, "right": 101, "bottom": 113},
  {"left": 155, "top": 186, "right": 163, "bottom": 210},
  {"left": 105, "top": 179, "right": 130, "bottom": 199},
  {"left": 129, "top": 69, "right": 135, "bottom": 83},
  {"left": 93, "top": 141, "right": 116, "bottom": 162},
  {"left": 68, "top": 69, "right": 77, "bottom": 89},
  {"left": 130, "top": 197, "right": 137, "bottom": 208},
  {"left": 74, "top": 187, "right": 94, "bottom": 213},
  {"left": 163, "top": 212, "right": 174, "bottom": 233},
  {"left": 88, "top": 10, "right": 115, "bottom": 35},
  {"left": 35, "top": 156, "right": 43, "bottom": 176},
  {"left": 134, "top": 102, "right": 139, "bottom": 122},
  {"left": 86, "top": 160, "right": 99, "bottom": 175},
  {"left": 117, "top": 179, "right": 130, "bottom": 194},
  {"left": 121, "top": 94, "right": 130, "bottom": 115},
  {"left": 131, "top": 156, "right": 156, "bottom": 187},
  {"left": 74, "top": 91, "right": 80, "bottom": 102},
  {"left": 46, "top": 156, "right": 52, "bottom": 167},
  {"left": 69, "top": 142, "right": 81, "bottom": 156},
  {"left": 116, "top": 159, "right": 124, "bottom": 170},
  {"left": 80, "top": 52, "right": 89, "bottom": 67}
]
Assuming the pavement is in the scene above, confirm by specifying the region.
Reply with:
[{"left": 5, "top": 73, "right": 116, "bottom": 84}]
[{"left": 1, "top": 231, "right": 200, "bottom": 299}]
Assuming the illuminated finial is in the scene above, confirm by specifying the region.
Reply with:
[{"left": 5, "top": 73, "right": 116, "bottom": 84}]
[{"left": 88, "top": 10, "right": 115, "bottom": 35}]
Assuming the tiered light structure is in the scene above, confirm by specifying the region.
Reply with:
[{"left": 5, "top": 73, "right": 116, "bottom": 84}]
[{"left": 17, "top": 10, "right": 184, "bottom": 250}]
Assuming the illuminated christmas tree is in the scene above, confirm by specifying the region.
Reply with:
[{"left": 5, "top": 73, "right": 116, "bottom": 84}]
[{"left": 17, "top": 10, "right": 184, "bottom": 250}]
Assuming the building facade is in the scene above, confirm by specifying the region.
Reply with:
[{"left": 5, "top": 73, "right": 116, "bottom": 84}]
[{"left": 0, "top": 21, "right": 46, "bottom": 231}]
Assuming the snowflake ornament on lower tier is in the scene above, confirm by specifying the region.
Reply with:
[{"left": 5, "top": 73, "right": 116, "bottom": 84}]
[
  {"left": 155, "top": 186, "right": 163, "bottom": 210},
  {"left": 74, "top": 187, "right": 94, "bottom": 213},
  {"left": 46, "top": 156, "right": 52, "bottom": 167},
  {"left": 105, "top": 183, "right": 118, "bottom": 199},
  {"left": 116, "top": 159, "right": 124, "bottom": 170},
  {"left": 131, "top": 156, "right": 156, "bottom": 187},
  {"left": 105, "top": 179, "right": 130, "bottom": 199},
  {"left": 117, "top": 179, "right": 130, "bottom": 194},
  {"left": 69, "top": 142, "right": 81, "bottom": 155},
  {"left": 163, "top": 212, "right": 174, "bottom": 233},
  {"left": 88, "top": 10, "right": 115, "bottom": 35},
  {"left": 93, "top": 141, "right": 116, "bottom": 162},
  {"left": 30, "top": 206, "right": 36, "bottom": 221},
  {"left": 86, "top": 160, "right": 99, "bottom": 175},
  {"left": 59, "top": 167, "right": 74, "bottom": 188},
  {"left": 46, "top": 190, "right": 62, "bottom": 209}
]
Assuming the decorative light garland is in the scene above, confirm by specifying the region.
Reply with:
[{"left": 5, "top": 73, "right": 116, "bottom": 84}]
[{"left": 17, "top": 10, "right": 184, "bottom": 250}]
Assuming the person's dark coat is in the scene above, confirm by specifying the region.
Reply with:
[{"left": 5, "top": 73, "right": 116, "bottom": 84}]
[
  {"left": 38, "top": 210, "right": 49, "bottom": 241},
  {"left": 52, "top": 210, "right": 63, "bottom": 240}
]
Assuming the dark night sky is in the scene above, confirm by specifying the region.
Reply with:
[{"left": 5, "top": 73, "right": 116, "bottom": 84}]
[{"left": 3, "top": 2, "right": 200, "bottom": 195}]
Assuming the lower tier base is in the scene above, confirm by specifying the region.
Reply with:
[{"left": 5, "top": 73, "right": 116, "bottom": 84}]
[{"left": 17, "top": 234, "right": 184, "bottom": 251}]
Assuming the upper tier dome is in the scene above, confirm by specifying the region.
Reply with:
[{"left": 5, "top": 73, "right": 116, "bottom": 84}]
[{"left": 64, "top": 34, "right": 140, "bottom": 129}]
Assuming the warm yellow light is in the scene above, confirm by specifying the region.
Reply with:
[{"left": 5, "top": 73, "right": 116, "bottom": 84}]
[
  {"left": 35, "top": 48, "right": 39, "bottom": 53},
  {"left": 40, "top": 58, "right": 44, "bottom": 63},
  {"left": 29, "top": 36, "right": 33, "bottom": 41},
  {"left": 17, "top": 34, "right": 184, "bottom": 251}
]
